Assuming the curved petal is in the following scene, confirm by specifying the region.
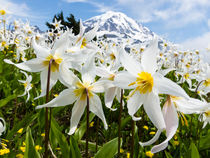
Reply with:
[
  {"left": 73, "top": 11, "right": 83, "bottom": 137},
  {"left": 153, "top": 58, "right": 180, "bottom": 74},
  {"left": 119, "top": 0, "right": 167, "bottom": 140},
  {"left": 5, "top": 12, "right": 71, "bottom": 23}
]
[
  {"left": 59, "top": 62, "right": 79, "bottom": 88},
  {"left": 36, "top": 88, "right": 77, "bottom": 109},
  {"left": 120, "top": 48, "right": 142, "bottom": 76},
  {"left": 90, "top": 94, "right": 108, "bottom": 130},
  {"left": 143, "top": 91, "right": 166, "bottom": 130},
  {"left": 32, "top": 38, "right": 50, "bottom": 58},
  {"left": 173, "top": 97, "right": 209, "bottom": 114},
  {"left": 0, "top": 117, "right": 6, "bottom": 135},
  {"left": 154, "top": 73, "right": 189, "bottom": 99},
  {"left": 127, "top": 91, "right": 146, "bottom": 121},
  {"left": 35, "top": 69, "right": 58, "bottom": 99},
  {"left": 4, "top": 58, "right": 46, "bottom": 72},
  {"left": 140, "top": 129, "right": 162, "bottom": 146},
  {"left": 95, "top": 66, "right": 112, "bottom": 78},
  {"left": 141, "top": 39, "right": 158, "bottom": 74},
  {"left": 151, "top": 99, "right": 178, "bottom": 153},
  {"left": 104, "top": 87, "right": 117, "bottom": 111},
  {"left": 85, "top": 25, "right": 98, "bottom": 41},
  {"left": 92, "top": 80, "right": 114, "bottom": 93},
  {"left": 68, "top": 98, "right": 86, "bottom": 135},
  {"left": 114, "top": 71, "right": 136, "bottom": 89}
]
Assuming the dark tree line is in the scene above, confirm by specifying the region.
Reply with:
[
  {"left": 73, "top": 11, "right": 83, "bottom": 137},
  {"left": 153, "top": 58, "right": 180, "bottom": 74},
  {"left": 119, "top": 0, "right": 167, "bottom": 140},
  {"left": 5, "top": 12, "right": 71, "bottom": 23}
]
[{"left": 46, "top": 11, "right": 80, "bottom": 35}]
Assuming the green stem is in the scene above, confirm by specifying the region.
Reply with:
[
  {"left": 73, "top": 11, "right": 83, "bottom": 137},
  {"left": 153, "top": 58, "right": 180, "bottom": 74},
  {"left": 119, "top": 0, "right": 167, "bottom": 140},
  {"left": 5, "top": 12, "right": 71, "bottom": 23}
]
[
  {"left": 130, "top": 120, "right": 135, "bottom": 158},
  {"left": 44, "top": 59, "right": 53, "bottom": 158},
  {"left": 85, "top": 88, "right": 90, "bottom": 158},
  {"left": 118, "top": 89, "right": 123, "bottom": 158}
]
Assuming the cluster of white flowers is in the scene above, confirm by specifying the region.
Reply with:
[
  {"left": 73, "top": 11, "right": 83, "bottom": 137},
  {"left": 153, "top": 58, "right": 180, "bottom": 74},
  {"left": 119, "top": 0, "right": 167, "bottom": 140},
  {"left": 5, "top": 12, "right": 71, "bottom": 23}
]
[{"left": 1, "top": 10, "right": 210, "bottom": 153}]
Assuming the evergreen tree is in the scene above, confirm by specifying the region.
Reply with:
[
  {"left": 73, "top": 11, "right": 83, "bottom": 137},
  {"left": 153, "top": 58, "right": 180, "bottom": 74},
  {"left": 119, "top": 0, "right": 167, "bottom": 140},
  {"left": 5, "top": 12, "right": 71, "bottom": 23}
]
[{"left": 46, "top": 11, "right": 80, "bottom": 35}]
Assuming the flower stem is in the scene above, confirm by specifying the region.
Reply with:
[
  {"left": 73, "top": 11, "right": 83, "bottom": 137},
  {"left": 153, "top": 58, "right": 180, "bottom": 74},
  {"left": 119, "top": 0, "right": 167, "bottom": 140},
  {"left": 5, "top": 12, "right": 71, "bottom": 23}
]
[
  {"left": 96, "top": 118, "right": 99, "bottom": 152},
  {"left": 85, "top": 88, "right": 90, "bottom": 158},
  {"left": 118, "top": 89, "right": 123, "bottom": 158},
  {"left": 44, "top": 59, "right": 53, "bottom": 158},
  {"left": 130, "top": 120, "right": 135, "bottom": 158}
]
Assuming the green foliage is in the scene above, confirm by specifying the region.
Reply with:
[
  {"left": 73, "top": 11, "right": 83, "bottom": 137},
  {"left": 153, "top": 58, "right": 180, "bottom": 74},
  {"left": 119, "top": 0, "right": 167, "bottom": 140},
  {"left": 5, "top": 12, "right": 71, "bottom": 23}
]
[
  {"left": 94, "top": 137, "right": 121, "bottom": 158},
  {"left": 24, "top": 126, "right": 41, "bottom": 158}
]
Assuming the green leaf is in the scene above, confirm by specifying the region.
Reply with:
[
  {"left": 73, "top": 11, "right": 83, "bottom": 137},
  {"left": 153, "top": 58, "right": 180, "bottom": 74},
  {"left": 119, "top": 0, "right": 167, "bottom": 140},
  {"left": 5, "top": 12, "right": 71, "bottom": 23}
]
[
  {"left": 94, "top": 137, "right": 121, "bottom": 158},
  {"left": 24, "top": 126, "right": 41, "bottom": 158},
  {"left": 199, "top": 134, "right": 210, "bottom": 150},
  {"left": 0, "top": 94, "right": 16, "bottom": 108},
  {"left": 134, "top": 124, "right": 139, "bottom": 158},
  {"left": 50, "top": 117, "right": 70, "bottom": 157},
  {"left": 70, "top": 136, "right": 81, "bottom": 158},
  {"left": 74, "top": 113, "right": 95, "bottom": 141},
  {"left": 165, "top": 151, "right": 173, "bottom": 158},
  {"left": 79, "top": 140, "right": 101, "bottom": 152},
  {"left": 189, "top": 142, "right": 200, "bottom": 158},
  {"left": 6, "top": 113, "right": 38, "bottom": 139}
]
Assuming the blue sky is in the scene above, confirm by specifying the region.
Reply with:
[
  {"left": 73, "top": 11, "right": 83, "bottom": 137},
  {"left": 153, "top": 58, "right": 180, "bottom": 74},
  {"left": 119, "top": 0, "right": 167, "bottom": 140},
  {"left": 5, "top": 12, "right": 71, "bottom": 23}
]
[{"left": 1, "top": 0, "right": 210, "bottom": 51}]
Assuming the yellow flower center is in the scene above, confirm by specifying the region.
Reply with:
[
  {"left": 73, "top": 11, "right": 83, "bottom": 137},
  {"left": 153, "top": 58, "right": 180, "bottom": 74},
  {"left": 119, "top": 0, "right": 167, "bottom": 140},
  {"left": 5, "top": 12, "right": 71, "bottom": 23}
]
[
  {"left": 203, "top": 79, "right": 210, "bottom": 87},
  {"left": 74, "top": 81, "right": 94, "bottom": 100},
  {"left": 110, "top": 53, "right": 116, "bottom": 60},
  {"left": 128, "top": 72, "right": 154, "bottom": 94},
  {"left": 184, "top": 73, "right": 189, "bottom": 79},
  {"left": 204, "top": 110, "right": 210, "bottom": 117},
  {"left": 1, "top": 41, "right": 6, "bottom": 47},
  {"left": 81, "top": 38, "right": 87, "bottom": 48},
  {"left": 43, "top": 54, "right": 63, "bottom": 72},
  {"left": 0, "top": 10, "right": 6, "bottom": 15}
]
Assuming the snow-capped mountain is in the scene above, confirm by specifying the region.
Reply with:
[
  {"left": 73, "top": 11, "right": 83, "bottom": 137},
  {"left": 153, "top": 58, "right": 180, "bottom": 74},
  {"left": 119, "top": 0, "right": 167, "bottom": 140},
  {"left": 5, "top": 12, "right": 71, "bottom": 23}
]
[{"left": 84, "top": 11, "right": 157, "bottom": 44}]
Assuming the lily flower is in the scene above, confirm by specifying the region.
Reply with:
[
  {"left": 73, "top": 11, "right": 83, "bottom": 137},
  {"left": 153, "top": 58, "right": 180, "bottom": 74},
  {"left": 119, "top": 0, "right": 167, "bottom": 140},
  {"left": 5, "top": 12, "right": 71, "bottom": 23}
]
[
  {"left": 114, "top": 39, "right": 189, "bottom": 144},
  {"left": 4, "top": 32, "right": 76, "bottom": 99},
  {"left": 145, "top": 96, "right": 209, "bottom": 153},
  {"left": 36, "top": 54, "right": 110, "bottom": 135},
  {"left": 0, "top": 117, "right": 6, "bottom": 136},
  {"left": 199, "top": 107, "right": 210, "bottom": 128},
  {"left": 18, "top": 71, "right": 33, "bottom": 102}
]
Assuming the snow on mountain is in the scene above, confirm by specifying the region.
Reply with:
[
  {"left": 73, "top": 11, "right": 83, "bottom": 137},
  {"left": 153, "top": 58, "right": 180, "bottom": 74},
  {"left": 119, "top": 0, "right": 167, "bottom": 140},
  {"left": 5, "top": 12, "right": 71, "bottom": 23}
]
[{"left": 84, "top": 11, "right": 157, "bottom": 44}]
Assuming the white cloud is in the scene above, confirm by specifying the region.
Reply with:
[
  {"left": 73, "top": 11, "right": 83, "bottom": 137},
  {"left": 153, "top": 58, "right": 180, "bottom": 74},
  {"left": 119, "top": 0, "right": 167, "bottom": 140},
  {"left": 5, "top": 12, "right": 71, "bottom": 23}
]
[
  {"left": 181, "top": 32, "right": 210, "bottom": 63},
  {"left": 64, "top": 0, "right": 87, "bottom": 3},
  {"left": 181, "top": 32, "right": 210, "bottom": 51},
  {"left": 208, "top": 19, "right": 210, "bottom": 28},
  {"left": 0, "top": 0, "right": 30, "bottom": 17},
  {"left": 115, "top": 0, "right": 210, "bottom": 27}
]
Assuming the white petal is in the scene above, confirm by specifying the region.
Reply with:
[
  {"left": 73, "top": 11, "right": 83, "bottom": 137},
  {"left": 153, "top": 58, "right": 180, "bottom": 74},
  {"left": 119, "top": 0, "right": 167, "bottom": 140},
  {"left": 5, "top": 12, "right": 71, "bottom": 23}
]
[
  {"left": 120, "top": 48, "right": 142, "bottom": 76},
  {"left": 154, "top": 73, "right": 189, "bottom": 99},
  {"left": 92, "top": 80, "right": 114, "bottom": 93},
  {"left": 32, "top": 38, "right": 50, "bottom": 58},
  {"left": 141, "top": 39, "right": 158, "bottom": 74},
  {"left": 82, "top": 53, "right": 96, "bottom": 83},
  {"left": 59, "top": 62, "right": 79, "bottom": 88},
  {"left": 143, "top": 91, "right": 166, "bottom": 129},
  {"left": 35, "top": 69, "right": 58, "bottom": 99},
  {"left": 127, "top": 91, "right": 145, "bottom": 121},
  {"left": 0, "top": 117, "right": 6, "bottom": 135},
  {"left": 104, "top": 87, "right": 117, "bottom": 111},
  {"left": 90, "top": 94, "right": 108, "bottom": 130},
  {"left": 140, "top": 129, "right": 162, "bottom": 146},
  {"left": 114, "top": 71, "right": 136, "bottom": 89},
  {"left": 173, "top": 97, "right": 209, "bottom": 114},
  {"left": 85, "top": 25, "right": 98, "bottom": 41},
  {"left": 151, "top": 99, "right": 178, "bottom": 153},
  {"left": 95, "top": 66, "right": 112, "bottom": 78},
  {"left": 36, "top": 88, "right": 77, "bottom": 109},
  {"left": 68, "top": 98, "right": 86, "bottom": 135},
  {"left": 4, "top": 58, "right": 46, "bottom": 72}
]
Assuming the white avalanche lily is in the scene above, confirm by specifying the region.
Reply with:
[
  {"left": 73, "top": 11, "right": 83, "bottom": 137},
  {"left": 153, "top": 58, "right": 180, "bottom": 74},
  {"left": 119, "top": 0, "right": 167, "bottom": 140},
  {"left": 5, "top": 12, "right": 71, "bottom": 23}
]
[
  {"left": 4, "top": 32, "right": 74, "bottom": 99},
  {"left": 18, "top": 71, "right": 33, "bottom": 102},
  {"left": 147, "top": 95, "right": 209, "bottom": 153},
  {"left": 0, "top": 117, "right": 6, "bottom": 136},
  {"left": 95, "top": 65, "right": 121, "bottom": 111},
  {"left": 199, "top": 107, "right": 210, "bottom": 128},
  {"left": 36, "top": 54, "right": 110, "bottom": 135},
  {"left": 114, "top": 39, "right": 189, "bottom": 145}
]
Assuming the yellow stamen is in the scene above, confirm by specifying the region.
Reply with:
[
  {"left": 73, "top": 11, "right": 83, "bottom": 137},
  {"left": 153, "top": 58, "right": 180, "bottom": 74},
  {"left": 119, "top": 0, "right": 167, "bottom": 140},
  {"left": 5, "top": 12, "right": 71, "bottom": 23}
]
[
  {"left": 81, "top": 38, "right": 87, "bottom": 48},
  {"left": 203, "top": 79, "right": 210, "bottom": 87},
  {"left": 146, "top": 151, "right": 154, "bottom": 158},
  {"left": 110, "top": 52, "right": 116, "bottom": 60},
  {"left": 74, "top": 81, "right": 94, "bottom": 100},
  {"left": 130, "top": 72, "right": 154, "bottom": 94},
  {"left": 43, "top": 54, "right": 63, "bottom": 72}
]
